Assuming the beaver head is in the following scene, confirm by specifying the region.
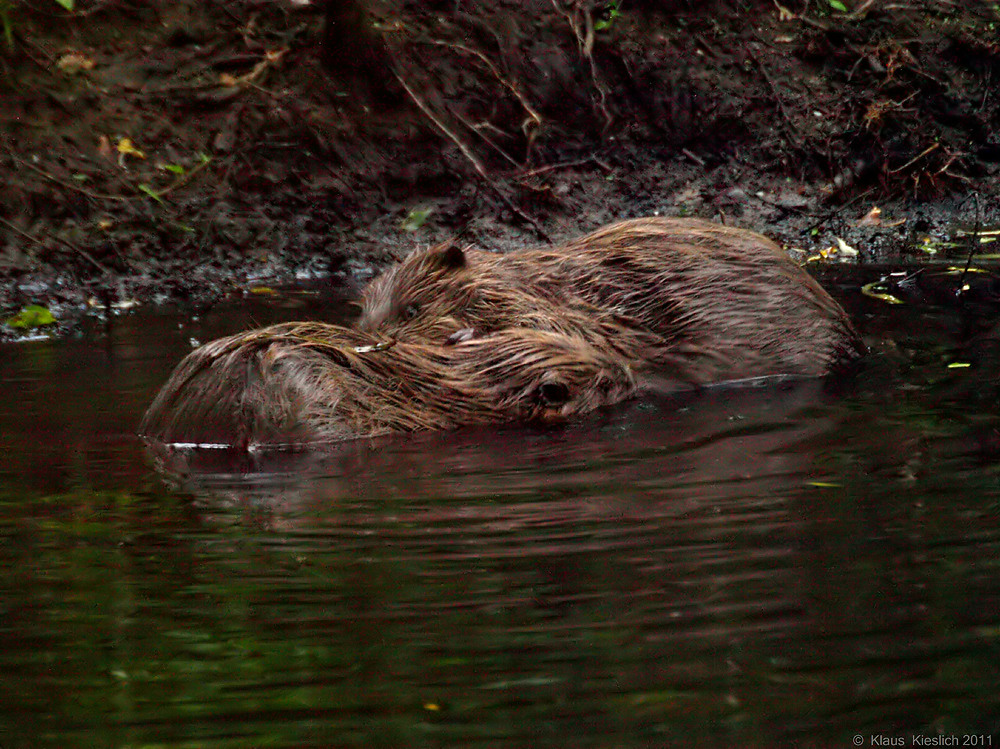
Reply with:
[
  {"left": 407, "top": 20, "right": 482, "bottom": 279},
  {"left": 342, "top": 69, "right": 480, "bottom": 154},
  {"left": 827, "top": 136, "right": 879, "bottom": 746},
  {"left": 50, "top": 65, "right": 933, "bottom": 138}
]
[
  {"left": 360, "top": 240, "right": 478, "bottom": 335},
  {"left": 140, "top": 322, "right": 639, "bottom": 449}
]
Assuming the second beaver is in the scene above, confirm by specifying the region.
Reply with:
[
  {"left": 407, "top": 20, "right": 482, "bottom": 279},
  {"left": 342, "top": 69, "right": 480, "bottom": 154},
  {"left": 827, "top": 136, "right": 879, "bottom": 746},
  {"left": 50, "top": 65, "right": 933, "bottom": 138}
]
[{"left": 360, "top": 217, "right": 863, "bottom": 384}]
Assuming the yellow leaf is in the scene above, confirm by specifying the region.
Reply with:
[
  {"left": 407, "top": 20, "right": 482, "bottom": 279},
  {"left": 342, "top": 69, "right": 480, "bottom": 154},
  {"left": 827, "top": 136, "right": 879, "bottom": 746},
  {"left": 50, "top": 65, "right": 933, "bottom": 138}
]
[
  {"left": 117, "top": 138, "right": 146, "bottom": 159},
  {"left": 860, "top": 282, "right": 904, "bottom": 304}
]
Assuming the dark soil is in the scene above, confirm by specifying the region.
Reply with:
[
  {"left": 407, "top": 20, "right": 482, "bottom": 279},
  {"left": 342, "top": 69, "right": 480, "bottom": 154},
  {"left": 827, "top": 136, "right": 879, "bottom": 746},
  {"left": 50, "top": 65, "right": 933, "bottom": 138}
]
[{"left": 2, "top": 0, "right": 999, "bottom": 332}]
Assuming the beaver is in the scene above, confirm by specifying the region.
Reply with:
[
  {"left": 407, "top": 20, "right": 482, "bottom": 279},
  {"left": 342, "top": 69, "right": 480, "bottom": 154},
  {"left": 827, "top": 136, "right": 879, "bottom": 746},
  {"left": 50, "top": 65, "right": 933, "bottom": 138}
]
[
  {"left": 360, "top": 217, "right": 863, "bottom": 385},
  {"left": 140, "top": 322, "right": 638, "bottom": 448}
]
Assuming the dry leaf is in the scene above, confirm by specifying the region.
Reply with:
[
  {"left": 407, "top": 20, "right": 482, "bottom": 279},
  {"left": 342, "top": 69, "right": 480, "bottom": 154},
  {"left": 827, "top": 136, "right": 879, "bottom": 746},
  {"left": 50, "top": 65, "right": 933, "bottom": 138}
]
[
  {"left": 97, "top": 135, "right": 112, "bottom": 159},
  {"left": 773, "top": 1, "right": 795, "bottom": 21},
  {"left": 834, "top": 237, "right": 859, "bottom": 256},
  {"left": 856, "top": 205, "right": 906, "bottom": 228},
  {"left": 858, "top": 206, "right": 883, "bottom": 225},
  {"left": 56, "top": 52, "right": 95, "bottom": 74}
]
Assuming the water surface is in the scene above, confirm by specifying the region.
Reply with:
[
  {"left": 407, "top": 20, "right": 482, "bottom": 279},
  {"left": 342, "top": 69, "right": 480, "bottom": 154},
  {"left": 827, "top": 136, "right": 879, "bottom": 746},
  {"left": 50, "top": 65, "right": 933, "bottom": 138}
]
[{"left": 2, "top": 285, "right": 999, "bottom": 747}]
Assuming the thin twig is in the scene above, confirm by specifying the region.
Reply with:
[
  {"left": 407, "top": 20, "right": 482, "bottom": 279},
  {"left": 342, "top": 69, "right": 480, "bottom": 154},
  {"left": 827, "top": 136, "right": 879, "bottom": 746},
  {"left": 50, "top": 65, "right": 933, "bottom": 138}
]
[
  {"left": 681, "top": 148, "right": 706, "bottom": 167},
  {"left": 450, "top": 109, "right": 521, "bottom": 168},
  {"left": 747, "top": 46, "right": 804, "bottom": 150},
  {"left": 804, "top": 186, "right": 877, "bottom": 234},
  {"left": 516, "top": 156, "right": 604, "bottom": 178},
  {"left": 0, "top": 216, "right": 108, "bottom": 275},
  {"left": 13, "top": 152, "right": 212, "bottom": 201},
  {"left": 956, "top": 193, "right": 981, "bottom": 307},
  {"left": 887, "top": 142, "right": 939, "bottom": 174},
  {"left": 15, "top": 157, "right": 137, "bottom": 201},
  {"left": 796, "top": 15, "right": 830, "bottom": 31},
  {"left": 155, "top": 156, "right": 213, "bottom": 197},
  {"left": 844, "top": 0, "right": 878, "bottom": 19},
  {"left": 394, "top": 71, "right": 488, "bottom": 179}
]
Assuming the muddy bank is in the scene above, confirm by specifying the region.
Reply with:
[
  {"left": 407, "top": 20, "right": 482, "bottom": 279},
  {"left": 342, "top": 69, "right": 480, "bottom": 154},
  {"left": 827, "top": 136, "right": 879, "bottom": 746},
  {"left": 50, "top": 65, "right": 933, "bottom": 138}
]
[{"left": 2, "top": 0, "right": 999, "bottom": 330}]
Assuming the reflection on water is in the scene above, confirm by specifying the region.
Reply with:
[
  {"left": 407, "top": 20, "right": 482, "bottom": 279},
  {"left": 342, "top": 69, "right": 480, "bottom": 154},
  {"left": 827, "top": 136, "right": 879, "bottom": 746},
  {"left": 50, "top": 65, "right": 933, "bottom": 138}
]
[{"left": 2, "top": 288, "right": 1000, "bottom": 747}]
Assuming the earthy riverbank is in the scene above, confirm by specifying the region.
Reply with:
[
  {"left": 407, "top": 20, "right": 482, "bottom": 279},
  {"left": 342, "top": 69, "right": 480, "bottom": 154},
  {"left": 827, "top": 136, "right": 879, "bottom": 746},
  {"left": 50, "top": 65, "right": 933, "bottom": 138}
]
[{"left": 2, "top": 0, "right": 999, "bottom": 331}]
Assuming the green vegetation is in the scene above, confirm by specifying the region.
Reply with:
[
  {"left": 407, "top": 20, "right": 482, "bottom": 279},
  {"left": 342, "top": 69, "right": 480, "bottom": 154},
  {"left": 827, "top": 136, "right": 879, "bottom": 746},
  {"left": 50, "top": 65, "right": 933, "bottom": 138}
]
[
  {"left": 594, "top": 0, "right": 622, "bottom": 31},
  {"left": 1, "top": 0, "right": 74, "bottom": 50},
  {"left": 6, "top": 304, "right": 56, "bottom": 330}
]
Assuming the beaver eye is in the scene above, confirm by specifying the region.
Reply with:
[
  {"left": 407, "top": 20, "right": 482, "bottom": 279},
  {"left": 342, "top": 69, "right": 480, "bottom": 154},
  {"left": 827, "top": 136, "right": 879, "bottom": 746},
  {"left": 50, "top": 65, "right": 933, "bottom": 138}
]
[
  {"left": 538, "top": 381, "right": 569, "bottom": 406},
  {"left": 403, "top": 303, "right": 420, "bottom": 320}
]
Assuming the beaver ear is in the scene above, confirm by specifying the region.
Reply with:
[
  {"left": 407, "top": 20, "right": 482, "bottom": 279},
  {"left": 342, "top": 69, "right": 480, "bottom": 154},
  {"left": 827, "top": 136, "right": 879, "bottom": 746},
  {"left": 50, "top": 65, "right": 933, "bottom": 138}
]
[{"left": 429, "top": 242, "right": 467, "bottom": 272}]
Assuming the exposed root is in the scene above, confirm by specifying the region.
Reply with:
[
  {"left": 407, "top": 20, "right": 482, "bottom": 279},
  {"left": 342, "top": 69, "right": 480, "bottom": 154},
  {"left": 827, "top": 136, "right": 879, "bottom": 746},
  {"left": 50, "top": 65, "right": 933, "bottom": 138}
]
[
  {"left": 550, "top": 0, "right": 612, "bottom": 130},
  {"left": 394, "top": 69, "right": 551, "bottom": 242},
  {"left": 431, "top": 40, "right": 544, "bottom": 155}
]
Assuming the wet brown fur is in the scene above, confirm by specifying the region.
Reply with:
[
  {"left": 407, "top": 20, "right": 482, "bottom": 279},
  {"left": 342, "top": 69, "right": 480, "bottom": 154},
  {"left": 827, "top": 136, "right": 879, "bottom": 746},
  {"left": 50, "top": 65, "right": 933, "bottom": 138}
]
[
  {"left": 140, "top": 322, "right": 638, "bottom": 447},
  {"left": 360, "top": 217, "right": 863, "bottom": 385}
]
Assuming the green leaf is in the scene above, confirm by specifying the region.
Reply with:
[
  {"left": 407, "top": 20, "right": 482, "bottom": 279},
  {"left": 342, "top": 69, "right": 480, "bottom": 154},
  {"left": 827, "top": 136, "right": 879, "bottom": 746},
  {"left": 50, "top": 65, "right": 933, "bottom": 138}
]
[
  {"left": 6, "top": 305, "right": 57, "bottom": 329},
  {"left": 595, "top": 0, "right": 621, "bottom": 30},
  {"left": 160, "top": 164, "right": 185, "bottom": 175},
  {"left": 1, "top": 8, "right": 13, "bottom": 49},
  {"left": 827, "top": 0, "right": 847, "bottom": 11},
  {"left": 53, "top": 0, "right": 74, "bottom": 9},
  {"left": 137, "top": 184, "right": 164, "bottom": 203},
  {"left": 401, "top": 208, "right": 431, "bottom": 232}
]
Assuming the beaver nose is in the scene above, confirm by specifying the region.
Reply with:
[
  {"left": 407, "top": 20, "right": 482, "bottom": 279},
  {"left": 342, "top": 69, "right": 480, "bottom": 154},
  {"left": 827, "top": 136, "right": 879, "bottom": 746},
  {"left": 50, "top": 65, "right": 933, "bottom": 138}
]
[{"left": 356, "top": 304, "right": 386, "bottom": 331}]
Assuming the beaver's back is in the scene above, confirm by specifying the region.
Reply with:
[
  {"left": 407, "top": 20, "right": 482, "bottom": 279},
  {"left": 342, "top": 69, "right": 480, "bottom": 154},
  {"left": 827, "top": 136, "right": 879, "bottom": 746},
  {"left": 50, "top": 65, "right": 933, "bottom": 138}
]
[
  {"left": 554, "top": 217, "right": 862, "bottom": 379},
  {"left": 359, "top": 217, "right": 862, "bottom": 383}
]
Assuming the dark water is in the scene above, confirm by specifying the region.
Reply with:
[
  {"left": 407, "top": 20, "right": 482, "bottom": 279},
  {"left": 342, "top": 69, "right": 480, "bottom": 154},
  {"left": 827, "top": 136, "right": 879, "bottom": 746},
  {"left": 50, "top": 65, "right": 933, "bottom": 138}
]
[{"left": 2, "top": 285, "right": 1000, "bottom": 748}]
